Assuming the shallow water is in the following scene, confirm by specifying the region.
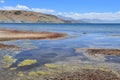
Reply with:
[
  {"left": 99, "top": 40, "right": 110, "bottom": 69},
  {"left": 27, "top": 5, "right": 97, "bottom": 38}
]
[{"left": 0, "top": 23, "right": 120, "bottom": 78}]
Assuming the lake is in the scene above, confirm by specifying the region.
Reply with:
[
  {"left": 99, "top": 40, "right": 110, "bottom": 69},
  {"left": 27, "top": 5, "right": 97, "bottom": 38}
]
[{"left": 0, "top": 23, "right": 120, "bottom": 79}]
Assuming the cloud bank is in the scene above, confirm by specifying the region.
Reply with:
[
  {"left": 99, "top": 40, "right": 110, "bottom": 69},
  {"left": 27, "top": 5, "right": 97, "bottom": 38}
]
[{"left": 57, "top": 12, "right": 120, "bottom": 20}]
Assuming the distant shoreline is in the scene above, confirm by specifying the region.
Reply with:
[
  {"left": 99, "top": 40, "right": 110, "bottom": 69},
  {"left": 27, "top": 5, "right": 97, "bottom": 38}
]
[{"left": 0, "top": 23, "right": 120, "bottom": 24}]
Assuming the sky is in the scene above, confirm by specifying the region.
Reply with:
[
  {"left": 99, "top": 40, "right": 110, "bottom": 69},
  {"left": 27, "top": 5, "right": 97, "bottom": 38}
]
[{"left": 0, "top": 0, "right": 120, "bottom": 20}]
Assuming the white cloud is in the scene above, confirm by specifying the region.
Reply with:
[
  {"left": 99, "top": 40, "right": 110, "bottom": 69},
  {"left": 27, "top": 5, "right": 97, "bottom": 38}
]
[
  {"left": 0, "top": 5, "right": 29, "bottom": 10},
  {"left": 16, "top": 5, "right": 29, "bottom": 10},
  {"left": 0, "top": 0, "right": 4, "bottom": 3},
  {"left": 31, "top": 8, "right": 55, "bottom": 13},
  {"left": 0, "top": 5, "right": 55, "bottom": 13},
  {"left": 57, "top": 12, "right": 120, "bottom": 20}
]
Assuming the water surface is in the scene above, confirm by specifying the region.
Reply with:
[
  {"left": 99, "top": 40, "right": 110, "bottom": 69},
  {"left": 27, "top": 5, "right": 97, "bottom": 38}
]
[{"left": 0, "top": 23, "right": 120, "bottom": 70}]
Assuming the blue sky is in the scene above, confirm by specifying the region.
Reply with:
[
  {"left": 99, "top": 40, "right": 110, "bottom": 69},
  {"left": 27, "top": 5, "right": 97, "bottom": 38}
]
[
  {"left": 0, "top": 0, "right": 120, "bottom": 20},
  {"left": 0, "top": 0, "right": 120, "bottom": 13}
]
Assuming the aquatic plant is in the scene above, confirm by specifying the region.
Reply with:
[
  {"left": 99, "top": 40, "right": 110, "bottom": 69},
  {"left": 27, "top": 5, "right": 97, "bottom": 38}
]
[
  {"left": 3, "top": 55, "right": 15, "bottom": 62},
  {"left": 3, "top": 55, "right": 15, "bottom": 68},
  {"left": 28, "top": 71, "right": 38, "bottom": 77},
  {"left": 45, "top": 63, "right": 59, "bottom": 69},
  {"left": 17, "top": 72, "right": 24, "bottom": 77},
  {"left": 37, "top": 71, "right": 50, "bottom": 75},
  {"left": 18, "top": 59, "right": 37, "bottom": 67},
  {"left": 3, "top": 65, "right": 11, "bottom": 68},
  {"left": 10, "top": 67, "right": 17, "bottom": 70},
  {"left": 47, "top": 68, "right": 120, "bottom": 80}
]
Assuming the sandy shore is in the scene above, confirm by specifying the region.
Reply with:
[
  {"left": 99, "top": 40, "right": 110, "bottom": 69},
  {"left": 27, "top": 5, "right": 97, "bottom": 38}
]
[{"left": 0, "top": 28, "right": 67, "bottom": 41}]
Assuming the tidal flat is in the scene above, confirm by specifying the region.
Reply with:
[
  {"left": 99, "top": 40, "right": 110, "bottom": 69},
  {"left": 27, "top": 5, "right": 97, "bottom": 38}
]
[{"left": 0, "top": 23, "right": 120, "bottom": 80}]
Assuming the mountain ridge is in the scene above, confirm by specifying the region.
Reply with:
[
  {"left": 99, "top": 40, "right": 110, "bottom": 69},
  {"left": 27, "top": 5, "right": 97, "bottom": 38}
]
[{"left": 0, "top": 10, "right": 66, "bottom": 23}]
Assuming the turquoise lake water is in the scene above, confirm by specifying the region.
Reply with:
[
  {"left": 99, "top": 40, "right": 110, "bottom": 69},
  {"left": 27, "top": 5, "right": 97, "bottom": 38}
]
[{"left": 0, "top": 23, "right": 120, "bottom": 70}]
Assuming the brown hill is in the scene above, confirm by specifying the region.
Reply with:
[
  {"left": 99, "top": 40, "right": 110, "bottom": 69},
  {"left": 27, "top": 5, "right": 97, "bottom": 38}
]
[{"left": 0, "top": 10, "right": 65, "bottom": 23}]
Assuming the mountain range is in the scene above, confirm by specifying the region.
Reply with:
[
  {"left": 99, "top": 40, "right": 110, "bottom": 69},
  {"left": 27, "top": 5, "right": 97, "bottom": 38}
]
[
  {"left": 0, "top": 10, "right": 65, "bottom": 23},
  {"left": 0, "top": 10, "right": 119, "bottom": 23}
]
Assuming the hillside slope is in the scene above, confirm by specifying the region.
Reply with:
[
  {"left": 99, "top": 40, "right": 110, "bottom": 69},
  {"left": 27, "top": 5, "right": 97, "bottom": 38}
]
[{"left": 0, "top": 10, "right": 65, "bottom": 23}]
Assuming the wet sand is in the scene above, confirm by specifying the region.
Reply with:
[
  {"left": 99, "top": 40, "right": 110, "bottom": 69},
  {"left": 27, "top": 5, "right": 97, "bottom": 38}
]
[{"left": 0, "top": 28, "right": 67, "bottom": 41}]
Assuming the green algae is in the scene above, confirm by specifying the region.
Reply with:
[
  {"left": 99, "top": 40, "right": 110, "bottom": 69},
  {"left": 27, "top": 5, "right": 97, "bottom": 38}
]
[
  {"left": 28, "top": 71, "right": 39, "bottom": 77},
  {"left": 3, "top": 55, "right": 15, "bottom": 63},
  {"left": 2, "top": 54, "right": 16, "bottom": 68},
  {"left": 45, "top": 63, "right": 59, "bottom": 69},
  {"left": 10, "top": 67, "right": 17, "bottom": 70},
  {"left": 17, "top": 72, "right": 24, "bottom": 77},
  {"left": 18, "top": 59, "right": 37, "bottom": 67},
  {"left": 37, "top": 71, "right": 51, "bottom": 75}
]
